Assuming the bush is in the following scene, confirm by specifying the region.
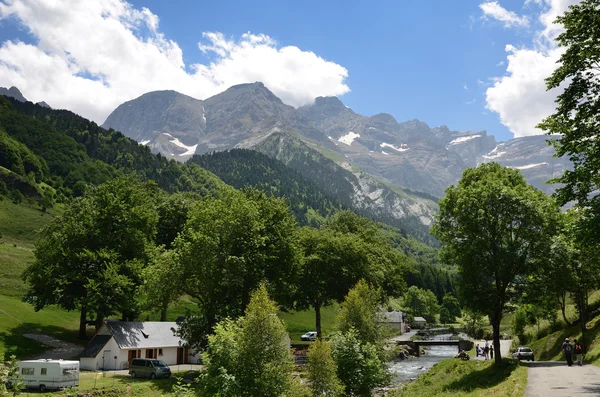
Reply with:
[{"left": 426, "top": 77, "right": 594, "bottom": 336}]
[
  {"left": 331, "top": 329, "right": 391, "bottom": 396},
  {"left": 306, "top": 339, "right": 343, "bottom": 397}
]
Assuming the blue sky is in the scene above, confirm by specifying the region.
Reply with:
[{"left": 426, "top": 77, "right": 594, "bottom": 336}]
[{"left": 0, "top": 0, "right": 572, "bottom": 142}]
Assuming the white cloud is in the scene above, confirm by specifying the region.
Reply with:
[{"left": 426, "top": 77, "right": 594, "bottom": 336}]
[
  {"left": 480, "top": 1, "right": 530, "bottom": 27},
  {"left": 0, "top": 0, "right": 350, "bottom": 124},
  {"left": 485, "top": 0, "right": 580, "bottom": 138},
  {"left": 465, "top": 99, "right": 477, "bottom": 105},
  {"left": 464, "top": 83, "right": 469, "bottom": 90},
  {"left": 496, "top": 61, "right": 505, "bottom": 67}
]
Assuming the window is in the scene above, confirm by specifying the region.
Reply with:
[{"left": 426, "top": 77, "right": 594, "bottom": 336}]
[
  {"left": 158, "top": 349, "right": 163, "bottom": 356},
  {"left": 41, "top": 368, "right": 47, "bottom": 376},
  {"left": 21, "top": 368, "right": 34, "bottom": 375}
]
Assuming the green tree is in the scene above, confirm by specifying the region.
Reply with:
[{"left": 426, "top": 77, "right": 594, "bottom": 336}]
[
  {"left": 511, "top": 306, "right": 529, "bottom": 343},
  {"left": 461, "top": 309, "right": 486, "bottom": 339},
  {"left": 402, "top": 286, "right": 439, "bottom": 323},
  {"left": 439, "top": 307, "right": 453, "bottom": 326},
  {"left": 306, "top": 339, "right": 344, "bottom": 397},
  {"left": 200, "top": 284, "right": 293, "bottom": 397},
  {"left": 23, "top": 177, "right": 158, "bottom": 338},
  {"left": 336, "top": 280, "right": 385, "bottom": 346},
  {"left": 296, "top": 211, "right": 407, "bottom": 338},
  {"left": 331, "top": 328, "right": 391, "bottom": 397},
  {"left": 537, "top": 0, "right": 600, "bottom": 244},
  {"left": 432, "top": 163, "right": 559, "bottom": 363},
  {"left": 0, "top": 354, "right": 22, "bottom": 396},
  {"left": 442, "top": 294, "right": 461, "bottom": 321},
  {"left": 140, "top": 248, "right": 183, "bottom": 321},
  {"left": 175, "top": 188, "right": 298, "bottom": 349}
]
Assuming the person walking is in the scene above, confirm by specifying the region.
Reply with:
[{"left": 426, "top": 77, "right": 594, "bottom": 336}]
[
  {"left": 561, "top": 337, "right": 574, "bottom": 366},
  {"left": 490, "top": 345, "right": 494, "bottom": 360},
  {"left": 574, "top": 339, "right": 584, "bottom": 366},
  {"left": 475, "top": 344, "right": 480, "bottom": 357},
  {"left": 484, "top": 340, "right": 490, "bottom": 360}
]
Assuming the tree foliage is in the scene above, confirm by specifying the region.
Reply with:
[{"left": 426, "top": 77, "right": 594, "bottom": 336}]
[
  {"left": 175, "top": 188, "right": 298, "bottom": 349},
  {"left": 0, "top": 354, "right": 22, "bottom": 397},
  {"left": 22, "top": 177, "right": 158, "bottom": 338},
  {"left": 306, "top": 339, "right": 344, "bottom": 397},
  {"left": 403, "top": 286, "right": 440, "bottom": 324},
  {"left": 199, "top": 284, "right": 293, "bottom": 397},
  {"left": 432, "top": 163, "right": 559, "bottom": 363},
  {"left": 295, "top": 211, "right": 407, "bottom": 337},
  {"left": 331, "top": 328, "right": 391, "bottom": 397},
  {"left": 537, "top": 0, "right": 600, "bottom": 243},
  {"left": 336, "top": 280, "right": 386, "bottom": 347}
]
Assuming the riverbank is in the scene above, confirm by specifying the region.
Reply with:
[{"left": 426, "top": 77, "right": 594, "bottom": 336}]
[{"left": 390, "top": 358, "right": 528, "bottom": 397}]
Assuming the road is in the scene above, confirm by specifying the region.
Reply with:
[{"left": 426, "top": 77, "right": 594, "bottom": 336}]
[{"left": 524, "top": 361, "right": 600, "bottom": 396}]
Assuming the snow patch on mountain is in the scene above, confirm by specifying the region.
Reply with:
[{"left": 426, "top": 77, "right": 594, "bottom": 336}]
[
  {"left": 512, "top": 162, "right": 549, "bottom": 170},
  {"left": 140, "top": 140, "right": 150, "bottom": 145},
  {"left": 338, "top": 131, "right": 360, "bottom": 145},
  {"left": 380, "top": 142, "right": 409, "bottom": 152},
  {"left": 482, "top": 145, "right": 507, "bottom": 160},
  {"left": 170, "top": 137, "right": 198, "bottom": 156},
  {"left": 448, "top": 135, "right": 481, "bottom": 145},
  {"left": 382, "top": 151, "right": 389, "bottom": 155}
]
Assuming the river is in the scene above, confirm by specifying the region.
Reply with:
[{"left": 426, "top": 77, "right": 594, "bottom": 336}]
[{"left": 389, "top": 333, "right": 466, "bottom": 384}]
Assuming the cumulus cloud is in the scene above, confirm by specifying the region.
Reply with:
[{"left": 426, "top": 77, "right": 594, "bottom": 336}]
[
  {"left": 479, "top": 1, "right": 529, "bottom": 27},
  {"left": 0, "top": 0, "right": 349, "bottom": 124},
  {"left": 485, "top": 0, "right": 580, "bottom": 137}
]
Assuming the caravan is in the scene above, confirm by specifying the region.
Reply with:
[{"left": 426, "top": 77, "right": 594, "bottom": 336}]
[{"left": 18, "top": 359, "right": 79, "bottom": 392}]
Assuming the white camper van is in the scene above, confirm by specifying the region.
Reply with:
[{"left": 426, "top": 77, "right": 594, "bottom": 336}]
[{"left": 18, "top": 359, "right": 79, "bottom": 392}]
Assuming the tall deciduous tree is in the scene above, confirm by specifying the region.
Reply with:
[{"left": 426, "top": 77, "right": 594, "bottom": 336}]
[
  {"left": 306, "top": 339, "right": 344, "bottom": 397},
  {"left": 175, "top": 188, "right": 298, "bottom": 349},
  {"left": 537, "top": 0, "right": 600, "bottom": 242},
  {"left": 336, "top": 280, "right": 386, "bottom": 346},
  {"left": 432, "top": 163, "right": 559, "bottom": 363},
  {"left": 23, "top": 177, "right": 158, "bottom": 338},
  {"left": 295, "top": 211, "right": 408, "bottom": 338}
]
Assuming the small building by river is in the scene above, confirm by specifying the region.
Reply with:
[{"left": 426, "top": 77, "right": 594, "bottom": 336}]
[{"left": 412, "top": 316, "right": 427, "bottom": 329}]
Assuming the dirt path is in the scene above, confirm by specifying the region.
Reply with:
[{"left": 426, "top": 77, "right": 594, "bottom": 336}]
[
  {"left": 23, "top": 333, "right": 84, "bottom": 360},
  {"left": 524, "top": 361, "right": 600, "bottom": 396}
]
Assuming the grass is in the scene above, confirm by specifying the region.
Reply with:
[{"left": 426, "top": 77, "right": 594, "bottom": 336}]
[
  {"left": 0, "top": 295, "right": 83, "bottom": 358},
  {"left": 279, "top": 305, "right": 339, "bottom": 344},
  {"left": 38, "top": 371, "right": 201, "bottom": 396},
  {"left": 0, "top": 199, "right": 61, "bottom": 296},
  {"left": 390, "top": 358, "right": 528, "bottom": 397}
]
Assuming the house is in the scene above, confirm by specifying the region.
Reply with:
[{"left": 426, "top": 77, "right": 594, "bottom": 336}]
[
  {"left": 412, "top": 316, "right": 427, "bottom": 329},
  {"left": 379, "top": 311, "right": 405, "bottom": 332},
  {"left": 79, "top": 321, "right": 200, "bottom": 371}
]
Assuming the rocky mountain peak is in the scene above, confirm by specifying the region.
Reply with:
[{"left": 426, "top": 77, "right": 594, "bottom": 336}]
[
  {"left": 0, "top": 86, "right": 27, "bottom": 102},
  {"left": 212, "top": 82, "right": 284, "bottom": 106}
]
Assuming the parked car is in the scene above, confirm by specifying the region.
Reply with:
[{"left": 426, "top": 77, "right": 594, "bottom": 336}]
[
  {"left": 129, "top": 358, "right": 171, "bottom": 379},
  {"left": 301, "top": 331, "right": 317, "bottom": 341},
  {"left": 512, "top": 347, "right": 534, "bottom": 361}
]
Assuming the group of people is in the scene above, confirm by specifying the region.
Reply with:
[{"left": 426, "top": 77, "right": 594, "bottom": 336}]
[
  {"left": 475, "top": 340, "right": 494, "bottom": 360},
  {"left": 561, "top": 337, "right": 584, "bottom": 367}
]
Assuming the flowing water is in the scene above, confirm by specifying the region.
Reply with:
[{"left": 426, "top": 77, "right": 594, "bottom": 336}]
[{"left": 389, "top": 333, "right": 466, "bottom": 384}]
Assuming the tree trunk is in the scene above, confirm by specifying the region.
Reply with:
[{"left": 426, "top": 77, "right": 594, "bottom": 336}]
[
  {"left": 160, "top": 306, "right": 168, "bottom": 322},
  {"left": 315, "top": 302, "right": 322, "bottom": 338},
  {"left": 95, "top": 316, "right": 104, "bottom": 331},
  {"left": 79, "top": 306, "right": 88, "bottom": 340},
  {"left": 491, "top": 309, "right": 502, "bottom": 364},
  {"left": 560, "top": 294, "right": 572, "bottom": 326}
]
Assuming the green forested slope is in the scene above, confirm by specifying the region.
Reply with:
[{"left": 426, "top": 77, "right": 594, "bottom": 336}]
[{"left": 190, "top": 149, "right": 347, "bottom": 226}]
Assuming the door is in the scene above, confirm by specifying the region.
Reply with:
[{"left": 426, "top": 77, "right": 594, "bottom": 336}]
[
  {"left": 128, "top": 350, "right": 137, "bottom": 367},
  {"left": 145, "top": 349, "right": 153, "bottom": 358},
  {"left": 177, "top": 348, "right": 184, "bottom": 364},
  {"left": 102, "top": 350, "right": 113, "bottom": 370}
]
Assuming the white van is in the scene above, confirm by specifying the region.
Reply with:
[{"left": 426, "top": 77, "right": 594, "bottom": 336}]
[{"left": 18, "top": 359, "right": 79, "bottom": 392}]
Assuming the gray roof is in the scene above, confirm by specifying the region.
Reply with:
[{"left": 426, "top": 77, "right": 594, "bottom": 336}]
[
  {"left": 413, "top": 316, "right": 427, "bottom": 322},
  {"left": 105, "top": 321, "right": 183, "bottom": 349},
  {"left": 381, "top": 311, "right": 403, "bottom": 323},
  {"left": 80, "top": 335, "right": 112, "bottom": 358}
]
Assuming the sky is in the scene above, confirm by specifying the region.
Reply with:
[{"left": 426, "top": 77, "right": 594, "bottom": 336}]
[{"left": 0, "top": 0, "right": 579, "bottom": 142}]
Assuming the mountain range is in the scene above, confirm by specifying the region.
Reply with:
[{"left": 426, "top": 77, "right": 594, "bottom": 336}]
[{"left": 102, "top": 82, "right": 567, "bottom": 198}]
